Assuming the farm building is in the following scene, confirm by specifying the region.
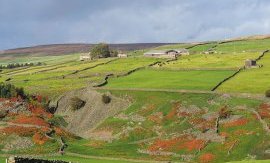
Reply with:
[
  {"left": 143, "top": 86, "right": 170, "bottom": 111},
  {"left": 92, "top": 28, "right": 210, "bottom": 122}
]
[
  {"left": 203, "top": 48, "right": 217, "bottom": 54},
  {"left": 79, "top": 53, "right": 92, "bottom": 61},
  {"left": 245, "top": 59, "right": 257, "bottom": 68},
  {"left": 144, "top": 49, "right": 189, "bottom": 59},
  {"left": 117, "top": 53, "right": 128, "bottom": 58}
]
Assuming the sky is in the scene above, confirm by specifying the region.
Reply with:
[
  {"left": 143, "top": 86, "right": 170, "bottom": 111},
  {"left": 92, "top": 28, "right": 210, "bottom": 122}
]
[{"left": 0, "top": 0, "right": 270, "bottom": 50}]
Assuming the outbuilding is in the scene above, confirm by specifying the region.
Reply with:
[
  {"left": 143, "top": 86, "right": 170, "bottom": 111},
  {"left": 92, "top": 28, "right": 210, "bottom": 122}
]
[
  {"left": 245, "top": 59, "right": 257, "bottom": 68},
  {"left": 144, "top": 49, "right": 189, "bottom": 59},
  {"left": 79, "top": 53, "right": 92, "bottom": 61}
]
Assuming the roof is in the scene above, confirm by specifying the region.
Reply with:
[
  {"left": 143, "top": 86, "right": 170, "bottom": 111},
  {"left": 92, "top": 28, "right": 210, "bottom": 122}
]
[{"left": 144, "top": 49, "right": 188, "bottom": 55}]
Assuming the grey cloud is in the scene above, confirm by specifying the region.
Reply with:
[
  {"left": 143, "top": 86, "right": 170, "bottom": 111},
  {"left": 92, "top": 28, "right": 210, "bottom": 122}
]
[{"left": 0, "top": 0, "right": 270, "bottom": 49}]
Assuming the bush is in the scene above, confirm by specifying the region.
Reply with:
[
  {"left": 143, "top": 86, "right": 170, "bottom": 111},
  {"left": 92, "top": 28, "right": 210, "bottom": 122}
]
[
  {"left": 218, "top": 106, "right": 232, "bottom": 119},
  {"left": 102, "top": 94, "right": 111, "bottom": 104},
  {"left": 48, "top": 116, "right": 68, "bottom": 127},
  {"left": 266, "top": 90, "right": 270, "bottom": 98},
  {"left": 0, "top": 83, "right": 26, "bottom": 99},
  {"left": 0, "top": 110, "right": 8, "bottom": 119},
  {"left": 70, "top": 97, "right": 85, "bottom": 111}
]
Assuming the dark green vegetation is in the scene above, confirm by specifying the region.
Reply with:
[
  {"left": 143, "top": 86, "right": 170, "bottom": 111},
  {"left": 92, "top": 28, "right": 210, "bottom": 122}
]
[
  {"left": 102, "top": 94, "right": 111, "bottom": 104},
  {"left": 70, "top": 97, "right": 86, "bottom": 111},
  {"left": 0, "top": 83, "right": 25, "bottom": 98},
  {"left": 0, "top": 62, "right": 43, "bottom": 69},
  {"left": 90, "top": 43, "right": 111, "bottom": 59},
  {"left": 266, "top": 90, "right": 270, "bottom": 97}
]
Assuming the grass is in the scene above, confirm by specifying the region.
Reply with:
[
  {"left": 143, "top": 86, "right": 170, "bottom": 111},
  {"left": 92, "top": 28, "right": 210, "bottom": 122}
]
[
  {"left": 0, "top": 54, "right": 79, "bottom": 65},
  {"left": 45, "top": 155, "right": 140, "bottom": 163},
  {"left": 188, "top": 42, "right": 217, "bottom": 53},
  {"left": 158, "top": 52, "right": 260, "bottom": 70},
  {"left": 90, "top": 90, "right": 266, "bottom": 162},
  {"left": 0, "top": 56, "right": 162, "bottom": 97},
  {"left": 216, "top": 39, "right": 270, "bottom": 53},
  {"left": 218, "top": 52, "right": 270, "bottom": 93},
  {"left": 153, "top": 43, "right": 191, "bottom": 50},
  {"left": 0, "top": 157, "right": 5, "bottom": 162},
  {"left": 105, "top": 68, "right": 235, "bottom": 90}
]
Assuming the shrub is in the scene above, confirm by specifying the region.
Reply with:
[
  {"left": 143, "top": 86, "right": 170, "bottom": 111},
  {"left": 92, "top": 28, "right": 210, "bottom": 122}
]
[
  {"left": 0, "top": 110, "right": 8, "bottom": 119},
  {"left": 265, "top": 90, "right": 270, "bottom": 97},
  {"left": 102, "top": 94, "right": 111, "bottom": 104},
  {"left": 218, "top": 106, "right": 232, "bottom": 119},
  {"left": 48, "top": 116, "right": 68, "bottom": 127},
  {"left": 0, "top": 83, "right": 26, "bottom": 99},
  {"left": 70, "top": 97, "right": 85, "bottom": 111}
]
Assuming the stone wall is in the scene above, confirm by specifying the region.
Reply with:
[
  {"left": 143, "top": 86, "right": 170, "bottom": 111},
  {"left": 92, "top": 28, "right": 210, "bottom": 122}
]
[{"left": 6, "top": 157, "right": 70, "bottom": 163}]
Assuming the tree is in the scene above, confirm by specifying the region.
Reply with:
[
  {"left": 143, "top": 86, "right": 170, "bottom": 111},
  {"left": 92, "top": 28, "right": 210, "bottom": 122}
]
[
  {"left": 70, "top": 97, "right": 85, "bottom": 111},
  {"left": 102, "top": 94, "right": 111, "bottom": 104},
  {"left": 90, "top": 43, "right": 110, "bottom": 59},
  {"left": 110, "top": 50, "right": 119, "bottom": 57}
]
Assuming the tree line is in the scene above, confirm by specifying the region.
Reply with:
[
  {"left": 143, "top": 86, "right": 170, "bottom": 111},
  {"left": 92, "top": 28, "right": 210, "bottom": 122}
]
[{"left": 0, "top": 62, "right": 44, "bottom": 69}]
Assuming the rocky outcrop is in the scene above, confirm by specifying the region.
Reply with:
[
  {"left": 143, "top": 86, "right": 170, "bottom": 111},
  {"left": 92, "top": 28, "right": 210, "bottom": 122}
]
[{"left": 52, "top": 88, "right": 130, "bottom": 138}]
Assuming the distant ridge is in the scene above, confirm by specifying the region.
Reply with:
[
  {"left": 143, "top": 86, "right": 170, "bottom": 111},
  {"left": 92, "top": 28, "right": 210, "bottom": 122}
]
[
  {"left": 227, "top": 34, "right": 270, "bottom": 41},
  {"left": 0, "top": 43, "right": 177, "bottom": 57}
]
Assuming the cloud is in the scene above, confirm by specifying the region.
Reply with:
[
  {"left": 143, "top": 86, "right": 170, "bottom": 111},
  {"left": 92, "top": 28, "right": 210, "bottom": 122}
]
[{"left": 0, "top": 0, "right": 269, "bottom": 49}]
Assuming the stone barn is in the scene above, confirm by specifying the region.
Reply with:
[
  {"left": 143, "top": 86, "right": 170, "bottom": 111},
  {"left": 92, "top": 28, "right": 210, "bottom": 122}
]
[
  {"left": 245, "top": 59, "right": 257, "bottom": 68},
  {"left": 79, "top": 53, "right": 92, "bottom": 61},
  {"left": 144, "top": 49, "right": 189, "bottom": 59},
  {"left": 117, "top": 53, "right": 128, "bottom": 58}
]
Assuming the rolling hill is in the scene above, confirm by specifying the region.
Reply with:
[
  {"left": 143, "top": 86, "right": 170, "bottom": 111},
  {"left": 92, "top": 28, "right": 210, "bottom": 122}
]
[
  {"left": 0, "top": 43, "right": 176, "bottom": 57},
  {"left": 0, "top": 35, "right": 270, "bottom": 163}
]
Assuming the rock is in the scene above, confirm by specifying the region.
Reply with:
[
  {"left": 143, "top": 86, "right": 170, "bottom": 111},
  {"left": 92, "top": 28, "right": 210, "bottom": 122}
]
[
  {"left": 2, "top": 135, "right": 33, "bottom": 152},
  {"left": 54, "top": 88, "right": 130, "bottom": 138}
]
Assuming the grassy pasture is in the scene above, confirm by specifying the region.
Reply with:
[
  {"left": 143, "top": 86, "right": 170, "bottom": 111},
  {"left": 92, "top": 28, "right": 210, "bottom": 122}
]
[
  {"left": 0, "top": 54, "right": 79, "bottom": 65},
  {"left": 0, "top": 157, "right": 5, "bottom": 162},
  {"left": 105, "top": 68, "right": 235, "bottom": 90},
  {"left": 158, "top": 52, "right": 260, "bottom": 70},
  {"left": 45, "top": 155, "right": 138, "bottom": 163},
  {"left": 218, "top": 53, "right": 270, "bottom": 93},
  {"left": 216, "top": 39, "right": 270, "bottom": 53},
  {"left": 188, "top": 42, "right": 217, "bottom": 53},
  {"left": 153, "top": 43, "right": 191, "bottom": 50},
  {"left": 0, "top": 57, "right": 163, "bottom": 97},
  {"left": 73, "top": 57, "right": 162, "bottom": 77},
  {"left": 80, "top": 90, "right": 266, "bottom": 162}
]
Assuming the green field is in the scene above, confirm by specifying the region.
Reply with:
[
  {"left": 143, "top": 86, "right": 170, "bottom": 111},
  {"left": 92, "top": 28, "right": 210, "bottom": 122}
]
[
  {"left": 158, "top": 52, "right": 260, "bottom": 70},
  {"left": 0, "top": 54, "right": 79, "bottom": 65},
  {"left": 218, "top": 52, "right": 270, "bottom": 93},
  {"left": 0, "top": 57, "right": 162, "bottom": 97},
  {"left": 77, "top": 90, "right": 267, "bottom": 162},
  {"left": 46, "top": 155, "right": 139, "bottom": 163},
  {"left": 216, "top": 39, "right": 270, "bottom": 53},
  {"left": 105, "top": 68, "right": 235, "bottom": 90},
  {"left": 0, "top": 157, "right": 5, "bottom": 163}
]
